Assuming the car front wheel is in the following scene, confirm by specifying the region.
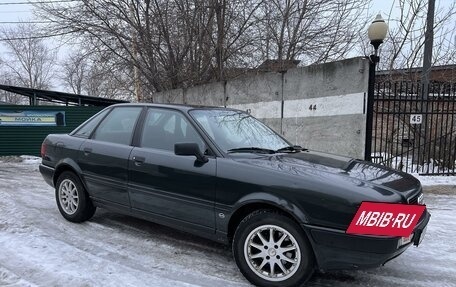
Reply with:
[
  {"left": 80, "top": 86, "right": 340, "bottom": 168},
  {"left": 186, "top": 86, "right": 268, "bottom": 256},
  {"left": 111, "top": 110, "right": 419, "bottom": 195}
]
[
  {"left": 233, "top": 210, "right": 314, "bottom": 287},
  {"left": 55, "top": 171, "right": 96, "bottom": 222}
]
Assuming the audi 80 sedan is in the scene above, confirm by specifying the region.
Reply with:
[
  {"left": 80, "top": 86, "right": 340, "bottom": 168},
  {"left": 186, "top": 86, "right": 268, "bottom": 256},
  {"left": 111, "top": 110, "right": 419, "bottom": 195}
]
[{"left": 40, "top": 103, "right": 430, "bottom": 287}]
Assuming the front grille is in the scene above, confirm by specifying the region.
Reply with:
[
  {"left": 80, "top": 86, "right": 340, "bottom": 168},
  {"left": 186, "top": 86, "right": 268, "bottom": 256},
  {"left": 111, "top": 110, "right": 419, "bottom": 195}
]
[{"left": 408, "top": 193, "right": 420, "bottom": 204}]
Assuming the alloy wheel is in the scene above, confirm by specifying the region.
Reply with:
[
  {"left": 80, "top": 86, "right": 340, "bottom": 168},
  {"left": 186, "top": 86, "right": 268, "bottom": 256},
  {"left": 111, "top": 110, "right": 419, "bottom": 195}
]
[
  {"left": 243, "top": 224, "right": 301, "bottom": 282},
  {"left": 58, "top": 179, "right": 79, "bottom": 215}
]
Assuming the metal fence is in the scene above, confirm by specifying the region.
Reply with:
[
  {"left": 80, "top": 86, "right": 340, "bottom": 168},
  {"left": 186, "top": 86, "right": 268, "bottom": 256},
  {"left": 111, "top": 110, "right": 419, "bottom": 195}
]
[{"left": 371, "top": 81, "right": 456, "bottom": 175}]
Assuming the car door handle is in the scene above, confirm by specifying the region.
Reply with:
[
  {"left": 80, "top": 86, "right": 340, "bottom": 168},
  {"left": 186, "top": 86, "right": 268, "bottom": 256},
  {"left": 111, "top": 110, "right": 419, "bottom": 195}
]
[
  {"left": 83, "top": 147, "right": 92, "bottom": 155},
  {"left": 132, "top": 156, "right": 145, "bottom": 165}
]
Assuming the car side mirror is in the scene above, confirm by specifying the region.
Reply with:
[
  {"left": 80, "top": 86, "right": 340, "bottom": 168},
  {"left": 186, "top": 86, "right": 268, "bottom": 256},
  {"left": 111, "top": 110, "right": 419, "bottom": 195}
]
[{"left": 174, "top": 143, "right": 208, "bottom": 163}]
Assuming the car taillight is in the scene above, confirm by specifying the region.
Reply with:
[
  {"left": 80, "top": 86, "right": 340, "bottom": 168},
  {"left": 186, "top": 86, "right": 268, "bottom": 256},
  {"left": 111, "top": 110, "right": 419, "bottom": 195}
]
[{"left": 41, "top": 142, "right": 47, "bottom": 158}]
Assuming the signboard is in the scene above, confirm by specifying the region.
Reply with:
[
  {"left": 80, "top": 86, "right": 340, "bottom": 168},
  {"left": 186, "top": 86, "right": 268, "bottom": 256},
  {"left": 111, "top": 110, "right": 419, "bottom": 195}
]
[
  {"left": 410, "top": 114, "right": 423, "bottom": 124},
  {"left": 0, "top": 110, "right": 66, "bottom": 126}
]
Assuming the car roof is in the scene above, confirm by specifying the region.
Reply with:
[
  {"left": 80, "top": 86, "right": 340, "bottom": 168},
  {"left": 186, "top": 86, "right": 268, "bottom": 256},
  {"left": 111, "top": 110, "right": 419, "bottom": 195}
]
[{"left": 110, "top": 102, "right": 240, "bottom": 113}]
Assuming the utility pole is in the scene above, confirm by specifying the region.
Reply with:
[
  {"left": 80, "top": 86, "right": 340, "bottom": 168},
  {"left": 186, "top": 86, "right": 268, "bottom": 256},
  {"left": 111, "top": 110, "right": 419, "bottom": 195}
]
[
  {"left": 130, "top": 0, "right": 142, "bottom": 102},
  {"left": 133, "top": 40, "right": 142, "bottom": 102},
  {"left": 419, "top": 0, "right": 435, "bottom": 168},
  {"left": 422, "top": 0, "right": 435, "bottom": 98}
]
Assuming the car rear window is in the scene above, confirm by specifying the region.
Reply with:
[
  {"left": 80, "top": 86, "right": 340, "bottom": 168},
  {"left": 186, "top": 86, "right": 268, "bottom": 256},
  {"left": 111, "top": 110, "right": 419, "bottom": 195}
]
[
  {"left": 72, "top": 109, "right": 110, "bottom": 138},
  {"left": 92, "top": 107, "right": 142, "bottom": 145}
]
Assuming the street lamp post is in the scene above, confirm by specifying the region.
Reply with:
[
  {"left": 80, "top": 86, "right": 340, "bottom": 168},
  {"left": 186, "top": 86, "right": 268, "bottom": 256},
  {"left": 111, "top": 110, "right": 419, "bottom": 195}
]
[{"left": 364, "top": 14, "right": 388, "bottom": 161}]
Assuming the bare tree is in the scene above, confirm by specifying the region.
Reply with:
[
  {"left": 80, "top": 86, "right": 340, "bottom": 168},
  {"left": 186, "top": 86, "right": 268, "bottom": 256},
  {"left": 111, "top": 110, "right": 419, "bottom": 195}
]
[
  {"left": 60, "top": 49, "right": 134, "bottom": 100},
  {"left": 83, "top": 58, "right": 134, "bottom": 101},
  {"left": 1, "top": 23, "right": 57, "bottom": 89},
  {"left": 257, "top": 0, "right": 369, "bottom": 64},
  {"left": 0, "top": 69, "right": 28, "bottom": 104},
  {"left": 36, "top": 0, "right": 261, "bottom": 98},
  {"left": 60, "top": 50, "right": 88, "bottom": 94},
  {"left": 36, "top": 0, "right": 370, "bottom": 100}
]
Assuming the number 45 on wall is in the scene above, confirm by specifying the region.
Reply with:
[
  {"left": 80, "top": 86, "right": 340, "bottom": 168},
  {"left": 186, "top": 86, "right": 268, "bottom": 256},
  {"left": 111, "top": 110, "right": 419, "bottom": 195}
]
[{"left": 410, "top": 114, "right": 423, "bottom": 125}]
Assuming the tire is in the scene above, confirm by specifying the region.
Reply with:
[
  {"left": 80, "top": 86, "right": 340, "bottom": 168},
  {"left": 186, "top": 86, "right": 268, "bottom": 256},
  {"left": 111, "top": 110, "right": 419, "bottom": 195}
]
[
  {"left": 233, "top": 210, "right": 314, "bottom": 287},
  {"left": 55, "top": 171, "right": 96, "bottom": 223}
]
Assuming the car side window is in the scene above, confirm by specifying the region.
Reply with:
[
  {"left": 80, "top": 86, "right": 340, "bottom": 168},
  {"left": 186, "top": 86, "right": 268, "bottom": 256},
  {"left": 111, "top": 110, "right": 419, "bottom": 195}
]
[
  {"left": 92, "top": 107, "right": 142, "bottom": 145},
  {"left": 72, "top": 109, "right": 110, "bottom": 138},
  {"left": 141, "top": 109, "right": 204, "bottom": 152}
]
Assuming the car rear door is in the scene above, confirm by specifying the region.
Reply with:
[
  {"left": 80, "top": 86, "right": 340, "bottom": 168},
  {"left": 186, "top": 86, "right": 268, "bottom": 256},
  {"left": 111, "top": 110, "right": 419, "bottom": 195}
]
[
  {"left": 78, "top": 106, "right": 143, "bottom": 208},
  {"left": 128, "top": 107, "right": 216, "bottom": 234}
]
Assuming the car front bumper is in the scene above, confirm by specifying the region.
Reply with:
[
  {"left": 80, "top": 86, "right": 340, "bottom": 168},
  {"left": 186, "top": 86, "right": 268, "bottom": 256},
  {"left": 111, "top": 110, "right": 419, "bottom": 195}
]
[{"left": 303, "top": 209, "right": 431, "bottom": 271}]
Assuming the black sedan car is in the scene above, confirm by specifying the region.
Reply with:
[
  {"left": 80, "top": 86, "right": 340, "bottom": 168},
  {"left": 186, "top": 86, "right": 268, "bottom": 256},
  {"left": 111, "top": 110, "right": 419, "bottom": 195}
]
[{"left": 40, "top": 103, "right": 430, "bottom": 287}]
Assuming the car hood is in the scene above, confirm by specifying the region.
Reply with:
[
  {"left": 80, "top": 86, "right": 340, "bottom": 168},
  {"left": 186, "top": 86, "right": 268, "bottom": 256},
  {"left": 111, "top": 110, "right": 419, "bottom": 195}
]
[{"left": 230, "top": 149, "right": 421, "bottom": 199}]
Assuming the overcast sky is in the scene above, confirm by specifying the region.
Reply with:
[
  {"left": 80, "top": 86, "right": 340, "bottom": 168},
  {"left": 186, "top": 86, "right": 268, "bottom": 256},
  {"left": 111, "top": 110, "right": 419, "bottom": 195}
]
[
  {"left": 0, "top": 0, "right": 396, "bottom": 21},
  {"left": 0, "top": 0, "right": 402, "bottom": 23},
  {"left": 0, "top": 0, "right": 33, "bottom": 23}
]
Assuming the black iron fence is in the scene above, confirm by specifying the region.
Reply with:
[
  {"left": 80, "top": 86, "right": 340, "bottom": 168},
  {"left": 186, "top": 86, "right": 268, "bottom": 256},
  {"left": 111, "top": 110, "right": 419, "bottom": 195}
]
[{"left": 371, "top": 81, "right": 456, "bottom": 175}]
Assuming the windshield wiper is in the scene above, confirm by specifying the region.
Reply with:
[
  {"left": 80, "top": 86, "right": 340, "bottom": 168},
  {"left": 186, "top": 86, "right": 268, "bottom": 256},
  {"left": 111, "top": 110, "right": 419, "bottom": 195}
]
[
  {"left": 227, "top": 147, "right": 276, "bottom": 154},
  {"left": 275, "top": 145, "right": 306, "bottom": 153}
]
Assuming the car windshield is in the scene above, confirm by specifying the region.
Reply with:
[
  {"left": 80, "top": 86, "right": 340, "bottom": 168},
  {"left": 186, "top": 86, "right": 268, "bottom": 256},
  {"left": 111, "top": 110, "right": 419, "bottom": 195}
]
[{"left": 189, "top": 109, "right": 290, "bottom": 153}]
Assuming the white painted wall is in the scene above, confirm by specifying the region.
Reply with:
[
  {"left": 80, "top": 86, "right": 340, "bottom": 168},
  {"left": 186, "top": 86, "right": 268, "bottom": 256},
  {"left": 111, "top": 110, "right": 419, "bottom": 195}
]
[{"left": 228, "top": 93, "right": 365, "bottom": 119}]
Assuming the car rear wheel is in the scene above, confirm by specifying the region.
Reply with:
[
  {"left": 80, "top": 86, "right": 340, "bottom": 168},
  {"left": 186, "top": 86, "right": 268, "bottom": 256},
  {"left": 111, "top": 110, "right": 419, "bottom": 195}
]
[
  {"left": 56, "top": 171, "right": 96, "bottom": 222},
  {"left": 233, "top": 210, "right": 314, "bottom": 287}
]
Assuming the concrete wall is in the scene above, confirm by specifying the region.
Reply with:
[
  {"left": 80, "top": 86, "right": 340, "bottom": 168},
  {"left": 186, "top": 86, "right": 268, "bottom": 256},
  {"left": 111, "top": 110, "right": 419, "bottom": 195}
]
[
  {"left": 154, "top": 88, "right": 184, "bottom": 104},
  {"left": 185, "top": 82, "right": 225, "bottom": 106},
  {"left": 281, "top": 58, "right": 369, "bottom": 158},
  {"left": 226, "top": 72, "right": 284, "bottom": 133},
  {"left": 152, "top": 57, "right": 370, "bottom": 158}
]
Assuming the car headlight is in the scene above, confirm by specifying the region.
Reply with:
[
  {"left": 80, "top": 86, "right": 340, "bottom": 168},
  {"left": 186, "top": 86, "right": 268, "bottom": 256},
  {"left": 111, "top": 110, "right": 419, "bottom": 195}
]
[{"left": 417, "top": 193, "right": 424, "bottom": 205}]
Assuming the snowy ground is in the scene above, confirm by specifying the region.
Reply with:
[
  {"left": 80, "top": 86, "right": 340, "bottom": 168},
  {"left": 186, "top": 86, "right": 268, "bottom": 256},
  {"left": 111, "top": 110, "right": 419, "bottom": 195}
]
[
  {"left": 0, "top": 157, "right": 455, "bottom": 287},
  {"left": 412, "top": 173, "right": 456, "bottom": 186}
]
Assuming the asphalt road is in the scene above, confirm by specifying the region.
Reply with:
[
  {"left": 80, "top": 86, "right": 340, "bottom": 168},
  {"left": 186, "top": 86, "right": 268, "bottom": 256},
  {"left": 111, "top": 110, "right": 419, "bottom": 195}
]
[{"left": 0, "top": 157, "right": 455, "bottom": 287}]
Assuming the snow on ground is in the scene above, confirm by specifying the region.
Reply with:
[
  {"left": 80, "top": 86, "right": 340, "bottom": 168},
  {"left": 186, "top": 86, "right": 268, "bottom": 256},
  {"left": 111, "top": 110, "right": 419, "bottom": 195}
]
[
  {"left": 412, "top": 173, "right": 456, "bottom": 186},
  {"left": 372, "top": 152, "right": 456, "bottom": 179},
  {"left": 0, "top": 157, "right": 455, "bottom": 287}
]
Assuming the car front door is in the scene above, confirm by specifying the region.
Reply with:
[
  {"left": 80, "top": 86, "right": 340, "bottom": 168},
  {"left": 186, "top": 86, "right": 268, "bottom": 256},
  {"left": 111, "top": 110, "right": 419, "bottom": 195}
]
[
  {"left": 128, "top": 108, "right": 216, "bottom": 234},
  {"left": 78, "top": 106, "right": 143, "bottom": 208}
]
